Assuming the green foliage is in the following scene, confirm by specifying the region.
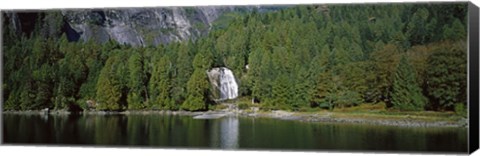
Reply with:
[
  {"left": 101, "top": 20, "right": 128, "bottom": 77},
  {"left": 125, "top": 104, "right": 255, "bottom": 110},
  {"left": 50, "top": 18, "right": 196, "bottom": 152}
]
[
  {"left": 127, "top": 52, "right": 147, "bottom": 109},
  {"left": 334, "top": 89, "right": 364, "bottom": 108},
  {"left": 192, "top": 51, "right": 212, "bottom": 70},
  {"left": 127, "top": 92, "right": 143, "bottom": 110},
  {"left": 2, "top": 4, "right": 467, "bottom": 113},
  {"left": 391, "top": 56, "right": 426, "bottom": 111},
  {"left": 370, "top": 44, "right": 401, "bottom": 104},
  {"left": 237, "top": 102, "right": 250, "bottom": 110},
  {"left": 181, "top": 69, "right": 210, "bottom": 111},
  {"left": 425, "top": 42, "right": 467, "bottom": 110},
  {"left": 19, "top": 84, "right": 36, "bottom": 110},
  {"left": 95, "top": 55, "right": 123, "bottom": 110},
  {"left": 270, "top": 75, "right": 293, "bottom": 110},
  {"left": 181, "top": 51, "right": 213, "bottom": 111},
  {"left": 312, "top": 71, "right": 336, "bottom": 110},
  {"left": 406, "top": 7, "right": 431, "bottom": 45},
  {"left": 149, "top": 55, "right": 175, "bottom": 110},
  {"left": 171, "top": 43, "right": 193, "bottom": 105},
  {"left": 292, "top": 67, "right": 312, "bottom": 110},
  {"left": 42, "top": 11, "right": 65, "bottom": 39},
  {"left": 454, "top": 103, "right": 467, "bottom": 117}
]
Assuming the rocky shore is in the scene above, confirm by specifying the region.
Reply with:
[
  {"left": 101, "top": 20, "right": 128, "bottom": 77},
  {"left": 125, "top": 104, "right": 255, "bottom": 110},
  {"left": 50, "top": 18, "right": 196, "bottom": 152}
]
[
  {"left": 242, "top": 110, "right": 466, "bottom": 128},
  {"left": 3, "top": 109, "right": 467, "bottom": 128},
  {"left": 297, "top": 113, "right": 466, "bottom": 128}
]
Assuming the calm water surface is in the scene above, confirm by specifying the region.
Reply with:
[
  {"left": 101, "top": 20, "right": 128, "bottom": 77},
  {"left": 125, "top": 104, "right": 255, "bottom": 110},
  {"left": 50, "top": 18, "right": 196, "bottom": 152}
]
[{"left": 2, "top": 114, "right": 467, "bottom": 153}]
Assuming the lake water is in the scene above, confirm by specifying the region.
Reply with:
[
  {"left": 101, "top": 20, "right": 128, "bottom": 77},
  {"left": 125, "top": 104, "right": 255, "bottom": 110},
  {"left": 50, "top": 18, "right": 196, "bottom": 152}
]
[{"left": 2, "top": 114, "right": 467, "bottom": 153}]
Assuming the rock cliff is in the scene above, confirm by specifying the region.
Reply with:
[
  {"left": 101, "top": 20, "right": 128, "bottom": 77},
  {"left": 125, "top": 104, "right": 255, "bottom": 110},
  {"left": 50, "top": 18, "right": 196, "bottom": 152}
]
[
  {"left": 62, "top": 6, "right": 236, "bottom": 46},
  {"left": 3, "top": 6, "right": 284, "bottom": 46}
]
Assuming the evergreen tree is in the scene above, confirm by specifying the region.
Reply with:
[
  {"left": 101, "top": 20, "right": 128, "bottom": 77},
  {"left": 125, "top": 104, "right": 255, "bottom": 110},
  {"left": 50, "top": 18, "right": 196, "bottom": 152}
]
[
  {"left": 406, "top": 7, "right": 431, "bottom": 45},
  {"left": 270, "top": 74, "right": 292, "bottom": 110},
  {"left": 127, "top": 52, "right": 146, "bottom": 109},
  {"left": 181, "top": 69, "right": 210, "bottom": 111},
  {"left": 95, "top": 55, "right": 122, "bottom": 110},
  {"left": 247, "top": 48, "right": 263, "bottom": 101},
  {"left": 442, "top": 18, "right": 467, "bottom": 41},
  {"left": 371, "top": 44, "right": 401, "bottom": 104},
  {"left": 308, "top": 46, "right": 330, "bottom": 107},
  {"left": 181, "top": 52, "right": 212, "bottom": 111},
  {"left": 171, "top": 43, "right": 193, "bottom": 105},
  {"left": 149, "top": 55, "right": 174, "bottom": 110},
  {"left": 313, "top": 71, "right": 338, "bottom": 110},
  {"left": 32, "top": 64, "right": 55, "bottom": 109},
  {"left": 391, "top": 55, "right": 426, "bottom": 111},
  {"left": 19, "top": 82, "right": 36, "bottom": 110},
  {"left": 293, "top": 67, "right": 311, "bottom": 110},
  {"left": 257, "top": 50, "right": 274, "bottom": 102}
]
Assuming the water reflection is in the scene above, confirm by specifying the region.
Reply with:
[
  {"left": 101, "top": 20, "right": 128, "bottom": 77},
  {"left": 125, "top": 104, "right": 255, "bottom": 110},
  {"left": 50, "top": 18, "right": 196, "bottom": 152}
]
[
  {"left": 219, "top": 117, "right": 239, "bottom": 149},
  {"left": 2, "top": 114, "right": 467, "bottom": 153},
  {"left": 40, "top": 114, "right": 49, "bottom": 122}
]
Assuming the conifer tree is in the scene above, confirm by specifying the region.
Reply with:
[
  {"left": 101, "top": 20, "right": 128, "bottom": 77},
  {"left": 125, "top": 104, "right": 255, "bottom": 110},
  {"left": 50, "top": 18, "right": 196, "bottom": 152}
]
[
  {"left": 308, "top": 46, "right": 330, "bottom": 107},
  {"left": 293, "top": 67, "right": 311, "bottom": 110},
  {"left": 181, "top": 53, "right": 211, "bottom": 111},
  {"left": 391, "top": 55, "right": 426, "bottom": 111},
  {"left": 149, "top": 55, "right": 174, "bottom": 110},
  {"left": 171, "top": 43, "right": 193, "bottom": 105},
  {"left": 96, "top": 56, "right": 122, "bottom": 110},
  {"left": 247, "top": 48, "right": 263, "bottom": 101},
  {"left": 271, "top": 74, "right": 291, "bottom": 110},
  {"left": 181, "top": 70, "right": 209, "bottom": 111},
  {"left": 127, "top": 52, "right": 146, "bottom": 109},
  {"left": 442, "top": 18, "right": 467, "bottom": 41}
]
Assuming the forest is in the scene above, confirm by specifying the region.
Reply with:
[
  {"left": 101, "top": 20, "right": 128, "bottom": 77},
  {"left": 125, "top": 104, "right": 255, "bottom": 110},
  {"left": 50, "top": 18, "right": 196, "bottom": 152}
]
[{"left": 2, "top": 3, "right": 468, "bottom": 114}]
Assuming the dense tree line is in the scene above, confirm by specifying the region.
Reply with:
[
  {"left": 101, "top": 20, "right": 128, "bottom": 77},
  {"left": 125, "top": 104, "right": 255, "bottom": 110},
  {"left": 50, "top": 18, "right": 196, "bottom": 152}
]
[{"left": 3, "top": 3, "right": 468, "bottom": 112}]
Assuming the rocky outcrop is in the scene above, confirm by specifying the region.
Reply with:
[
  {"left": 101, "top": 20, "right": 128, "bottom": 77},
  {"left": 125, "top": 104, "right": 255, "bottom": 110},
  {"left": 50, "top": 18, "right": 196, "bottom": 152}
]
[
  {"left": 62, "top": 7, "right": 236, "bottom": 46},
  {"left": 4, "top": 6, "right": 286, "bottom": 46}
]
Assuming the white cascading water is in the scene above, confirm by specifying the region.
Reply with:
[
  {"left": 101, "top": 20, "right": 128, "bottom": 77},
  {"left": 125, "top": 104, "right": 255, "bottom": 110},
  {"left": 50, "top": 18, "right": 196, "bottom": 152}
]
[
  {"left": 206, "top": 67, "right": 239, "bottom": 101},
  {"left": 219, "top": 68, "right": 238, "bottom": 100}
]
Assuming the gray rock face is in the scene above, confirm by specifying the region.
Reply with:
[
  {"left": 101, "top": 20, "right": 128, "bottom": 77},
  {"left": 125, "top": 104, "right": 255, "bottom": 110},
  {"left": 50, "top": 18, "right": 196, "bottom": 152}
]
[
  {"left": 62, "top": 6, "right": 236, "bottom": 46},
  {"left": 4, "top": 6, "right": 283, "bottom": 46}
]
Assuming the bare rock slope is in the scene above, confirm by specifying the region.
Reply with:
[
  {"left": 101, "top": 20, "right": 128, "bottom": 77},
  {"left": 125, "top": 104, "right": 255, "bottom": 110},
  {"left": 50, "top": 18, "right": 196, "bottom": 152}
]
[{"left": 62, "top": 6, "right": 236, "bottom": 46}]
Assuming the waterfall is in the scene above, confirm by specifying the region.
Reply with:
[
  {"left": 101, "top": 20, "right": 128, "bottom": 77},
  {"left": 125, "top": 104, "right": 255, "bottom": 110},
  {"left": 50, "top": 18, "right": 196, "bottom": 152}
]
[
  {"left": 207, "top": 67, "right": 239, "bottom": 101},
  {"left": 219, "top": 68, "right": 238, "bottom": 100}
]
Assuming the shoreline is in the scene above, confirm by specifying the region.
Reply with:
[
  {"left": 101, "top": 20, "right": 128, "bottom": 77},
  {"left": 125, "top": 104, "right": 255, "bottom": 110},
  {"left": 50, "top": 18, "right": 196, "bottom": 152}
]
[{"left": 2, "top": 109, "right": 467, "bottom": 128}]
